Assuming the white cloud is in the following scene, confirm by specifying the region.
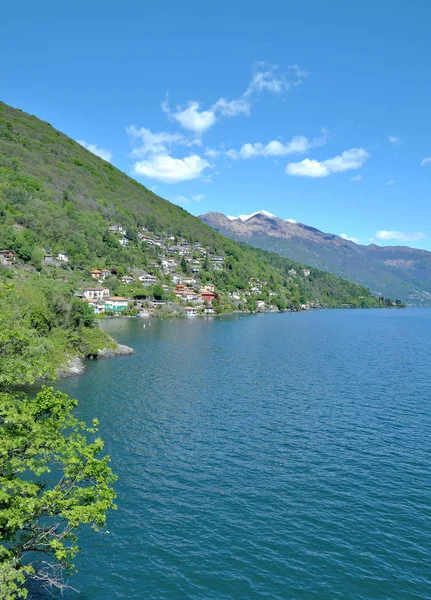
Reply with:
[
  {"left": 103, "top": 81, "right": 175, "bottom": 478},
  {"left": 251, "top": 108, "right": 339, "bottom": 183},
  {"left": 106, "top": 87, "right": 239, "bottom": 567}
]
[
  {"left": 212, "top": 97, "right": 250, "bottom": 117},
  {"left": 227, "top": 130, "right": 327, "bottom": 160},
  {"left": 286, "top": 218, "right": 297, "bottom": 223},
  {"left": 126, "top": 126, "right": 197, "bottom": 157},
  {"left": 351, "top": 174, "right": 362, "bottom": 182},
  {"left": 340, "top": 233, "right": 360, "bottom": 243},
  {"left": 133, "top": 154, "right": 210, "bottom": 184},
  {"left": 77, "top": 140, "right": 112, "bottom": 162},
  {"left": 387, "top": 179, "right": 395, "bottom": 185},
  {"left": 286, "top": 148, "right": 370, "bottom": 178},
  {"left": 420, "top": 157, "right": 431, "bottom": 167},
  {"left": 163, "top": 62, "right": 307, "bottom": 136},
  {"left": 162, "top": 100, "right": 217, "bottom": 135},
  {"left": 388, "top": 136, "right": 401, "bottom": 145},
  {"left": 373, "top": 230, "right": 427, "bottom": 243},
  {"left": 245, "top": 62, "right": 308, "bottom": 95}
]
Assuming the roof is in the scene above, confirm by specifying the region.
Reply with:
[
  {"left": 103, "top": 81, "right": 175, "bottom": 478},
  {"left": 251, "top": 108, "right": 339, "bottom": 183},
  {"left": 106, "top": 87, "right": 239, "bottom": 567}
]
[
  {"left": 107, "top": 296, "right": 128, "bottom": 301},
  {"left": 84, "top": 287, "right": 106, "bottom": 291},
  {"left": 91, "top": 269, "right": 101, "bottom": 273}
]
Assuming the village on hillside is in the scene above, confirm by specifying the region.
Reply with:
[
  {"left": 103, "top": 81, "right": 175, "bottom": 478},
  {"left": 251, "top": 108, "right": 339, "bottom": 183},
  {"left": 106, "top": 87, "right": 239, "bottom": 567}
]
[
  {"left": 0, "top": 224, "right": 319, "bottom": 318},
  {"left": 77, "top": 225, "right": 317, "bottom": 317}
]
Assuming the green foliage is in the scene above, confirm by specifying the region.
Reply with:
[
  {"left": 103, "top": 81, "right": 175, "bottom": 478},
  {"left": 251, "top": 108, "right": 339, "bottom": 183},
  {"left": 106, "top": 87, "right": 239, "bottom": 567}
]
[
  {"left": 0, "top": 277, "right": 117, "bottom": 596},
  {"left": 0, "top": 387, "right": 116, "bottom": 597}
]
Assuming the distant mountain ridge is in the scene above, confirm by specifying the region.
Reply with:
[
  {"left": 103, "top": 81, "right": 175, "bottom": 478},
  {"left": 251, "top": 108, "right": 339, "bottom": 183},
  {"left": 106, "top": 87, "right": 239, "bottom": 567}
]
[{"left": 199, "top": 211, "right": 431, "bottom": 304}]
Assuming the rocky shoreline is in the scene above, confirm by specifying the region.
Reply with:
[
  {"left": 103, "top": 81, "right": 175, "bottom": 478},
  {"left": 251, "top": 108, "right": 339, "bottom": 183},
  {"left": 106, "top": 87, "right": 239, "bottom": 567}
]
[{"left": 57, "top": 344, "right": 134, "bottom": 378}]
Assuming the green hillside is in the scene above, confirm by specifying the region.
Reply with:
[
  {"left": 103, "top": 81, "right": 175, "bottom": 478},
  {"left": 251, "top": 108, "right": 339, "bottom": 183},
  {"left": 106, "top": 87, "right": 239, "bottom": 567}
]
[{"left": 0, "top": 101, "right": 389, "bottom": 309}]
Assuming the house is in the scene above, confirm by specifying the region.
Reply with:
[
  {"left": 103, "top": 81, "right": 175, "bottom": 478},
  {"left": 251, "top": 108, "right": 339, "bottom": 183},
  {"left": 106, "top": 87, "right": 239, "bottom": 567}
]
[
  {"left": 189, "top": 263, "right": 201, "bottom": 273},
  {"left": 161, "top": 284, "right": 170, "bottom": 291},
  {"left": 91, "top": 269, "right": 102, "bottom": 280},
  {"left": 42, "top": 254, "right": 58, "bottom": 266},
  {"left": 203, "top": 307, "right": 215, "bottom": 315},
  {"left": 57, "top": 252, "right": 69, "bottom": 262},
  {"left": 109, "top": 224, "right": 126, "bottom": 234},
  {"left": 0, "top": 250, "right": 16, "bottom": 265},
  {"left": 303, "top": 269, "right": 311, "bottom": 277},
  {"left": 183, "top": 306, "right": 197, "bottom": 317},
  {"left": 202, "top": 284, "right": 215, "bottom": 293},
  {"left": 150, "top": 299, "right": 166, "bottom": 307},
  {"left": 140, "top": 235, "right": 156, "bottom": 245},
  {"left": 85, "top": 299, "right": 105, "bottom": 314},
  {"left": 119, "top": 237, "right": 129, "bottom": 246},
  {"left": 83, "top": 287, "right": 110, "bottom": 300},
  {"left": 149, "top": 261, "right": 160, "bottom": 270},
  {"left": 211, "top": 255, "right": 224, "bottom": 263},
  {"left": 171, "top": 273, "right": 183, "bottom": 284},
  {"left": 201, "top": 291, "right": 217, "bottom": 303},
  {"left": 121, "top": 276, "right": 134, "bottom": 284},
  {"left": 181, "top": 276, "right": 197, "bottom": 286},
  {"left": 105, "top": 297, "right": 129, "bottom": 312},
  {"left": 138, "top": 272, "right": 158, "bottom": 286},
  {"left": 101, "top": 269, "right": 111, "bottom": 279},
  {"left": 256, "top": 300, "right": 266, "bottom": 311}
]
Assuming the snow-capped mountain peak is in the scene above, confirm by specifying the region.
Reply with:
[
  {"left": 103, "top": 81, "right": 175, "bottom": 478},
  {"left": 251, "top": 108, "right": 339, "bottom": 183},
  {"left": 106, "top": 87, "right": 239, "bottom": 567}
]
[{"left": 227, "top": 210, "right": 277, "bottom": 222}]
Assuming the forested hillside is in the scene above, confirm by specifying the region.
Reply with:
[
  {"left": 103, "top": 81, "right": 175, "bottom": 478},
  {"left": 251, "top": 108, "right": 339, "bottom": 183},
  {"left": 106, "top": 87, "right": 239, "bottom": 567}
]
[{"left": 0, "top": 101, "right": 386, "bottom": 309}]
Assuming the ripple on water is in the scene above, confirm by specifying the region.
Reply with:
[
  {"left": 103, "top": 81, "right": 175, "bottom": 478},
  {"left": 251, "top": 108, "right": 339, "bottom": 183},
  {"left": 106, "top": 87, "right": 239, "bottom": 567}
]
[{"left": 33, "top": 310, "right": 431, "bottom": 600}]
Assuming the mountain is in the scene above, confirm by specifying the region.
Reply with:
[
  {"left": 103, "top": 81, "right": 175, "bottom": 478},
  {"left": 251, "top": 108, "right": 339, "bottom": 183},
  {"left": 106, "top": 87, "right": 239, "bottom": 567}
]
[
  {"left": 199, "top": 211, "right": 431, "bottom": 304},
  {"left": 0, "top": 100, "right": 391, "bottom": 310}
]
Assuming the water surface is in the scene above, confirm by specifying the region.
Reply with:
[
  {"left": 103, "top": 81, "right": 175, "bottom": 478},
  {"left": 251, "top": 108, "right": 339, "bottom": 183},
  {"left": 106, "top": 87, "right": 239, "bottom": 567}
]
[{"left": 42, "top": 310, "right": 431, "bottom": 599}]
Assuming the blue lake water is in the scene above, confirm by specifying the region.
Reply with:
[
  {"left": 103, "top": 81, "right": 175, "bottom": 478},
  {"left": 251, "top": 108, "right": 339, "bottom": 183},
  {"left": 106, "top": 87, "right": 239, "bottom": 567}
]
[{"left": 40, "top": 309, "right": 431, "bottom": 599}]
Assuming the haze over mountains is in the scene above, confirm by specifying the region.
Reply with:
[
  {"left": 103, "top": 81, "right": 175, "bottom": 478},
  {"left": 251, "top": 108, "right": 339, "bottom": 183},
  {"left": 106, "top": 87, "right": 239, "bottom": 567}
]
[{"left": 199, "top": 211, "right": 431, "bottom": 304}]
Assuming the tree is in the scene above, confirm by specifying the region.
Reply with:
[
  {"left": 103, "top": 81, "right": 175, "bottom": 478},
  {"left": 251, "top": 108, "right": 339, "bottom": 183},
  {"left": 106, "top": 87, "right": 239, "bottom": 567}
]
[
  {"left": 180, "top": 256, "right": 189, "bottom": 274},
  {"left": 0, "top": 388, "right": 116, "bottom": 598}
]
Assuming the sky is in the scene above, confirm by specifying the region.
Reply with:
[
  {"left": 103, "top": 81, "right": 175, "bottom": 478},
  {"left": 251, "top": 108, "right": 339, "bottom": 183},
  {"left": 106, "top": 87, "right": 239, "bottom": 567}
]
[{"left": 1, "top": 1, "right": 431, "bottom": 249}]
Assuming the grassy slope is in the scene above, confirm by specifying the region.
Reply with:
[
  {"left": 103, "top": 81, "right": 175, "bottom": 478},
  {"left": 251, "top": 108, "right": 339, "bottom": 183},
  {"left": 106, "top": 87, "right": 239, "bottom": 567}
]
[{"left": 0, "top": 101, "right": 382, "bottom": 307}]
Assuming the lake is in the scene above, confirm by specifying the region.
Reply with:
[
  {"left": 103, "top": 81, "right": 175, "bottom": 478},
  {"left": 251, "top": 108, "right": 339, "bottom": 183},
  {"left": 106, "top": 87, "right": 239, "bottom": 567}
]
[{"left": 40, "top": 309, "right": 431, "bottom": 599}]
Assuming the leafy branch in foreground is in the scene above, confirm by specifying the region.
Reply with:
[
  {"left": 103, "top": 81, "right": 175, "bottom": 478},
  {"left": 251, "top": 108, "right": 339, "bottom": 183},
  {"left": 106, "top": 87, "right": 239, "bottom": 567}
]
[{"left": 0, "top": 388, "right": 117, "bottom": 598}]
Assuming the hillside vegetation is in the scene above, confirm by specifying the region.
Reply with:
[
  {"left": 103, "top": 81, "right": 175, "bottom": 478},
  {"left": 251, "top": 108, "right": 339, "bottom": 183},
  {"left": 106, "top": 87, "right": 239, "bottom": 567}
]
[{"left": 0, "top": 101, "right": 387, "bottom": 309}]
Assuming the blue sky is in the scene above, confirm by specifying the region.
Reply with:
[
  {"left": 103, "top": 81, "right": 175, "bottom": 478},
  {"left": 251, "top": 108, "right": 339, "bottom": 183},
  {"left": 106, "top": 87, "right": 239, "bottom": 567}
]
[{"left": 2, "top": 1, "right": 431, "bottom": 249}]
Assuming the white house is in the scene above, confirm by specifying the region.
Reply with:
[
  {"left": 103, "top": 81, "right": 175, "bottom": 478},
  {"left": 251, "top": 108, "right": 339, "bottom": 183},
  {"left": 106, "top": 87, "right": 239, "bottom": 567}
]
[
  {"left": 83, "top": 287, "right": 110, "bottom": 300},
  {"left": 119, "top": 237, "right": 129, "bottom": 246},
  {"left": 181, "top": 276, "right": 197, "bottom": 286},
  {"left": 303, "top": 269, "right": 311, "bottom": 277},
  {"left": 121, "top": 276, "right": 134, "bottom": 284},
  {"left": 183, "top": 306, "right": 197, "bottom": 317},
  {"left": 256, "top": 300, "right": 266, "bottom": 311},
  {"left": 109, "top": 224, "right": 126, "bottom": 234},
  {"left": 57, "top": 252, "right": 69, "bottom": 262},
  {"left": 138, "top": 273, "right": 158, "bottom": 286}
]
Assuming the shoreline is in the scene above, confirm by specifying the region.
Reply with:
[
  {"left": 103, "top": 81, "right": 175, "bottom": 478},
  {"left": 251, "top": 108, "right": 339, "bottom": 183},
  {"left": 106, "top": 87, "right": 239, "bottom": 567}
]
[{"left": 56, "top": 343, "right": 134, "bottom": 378}]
